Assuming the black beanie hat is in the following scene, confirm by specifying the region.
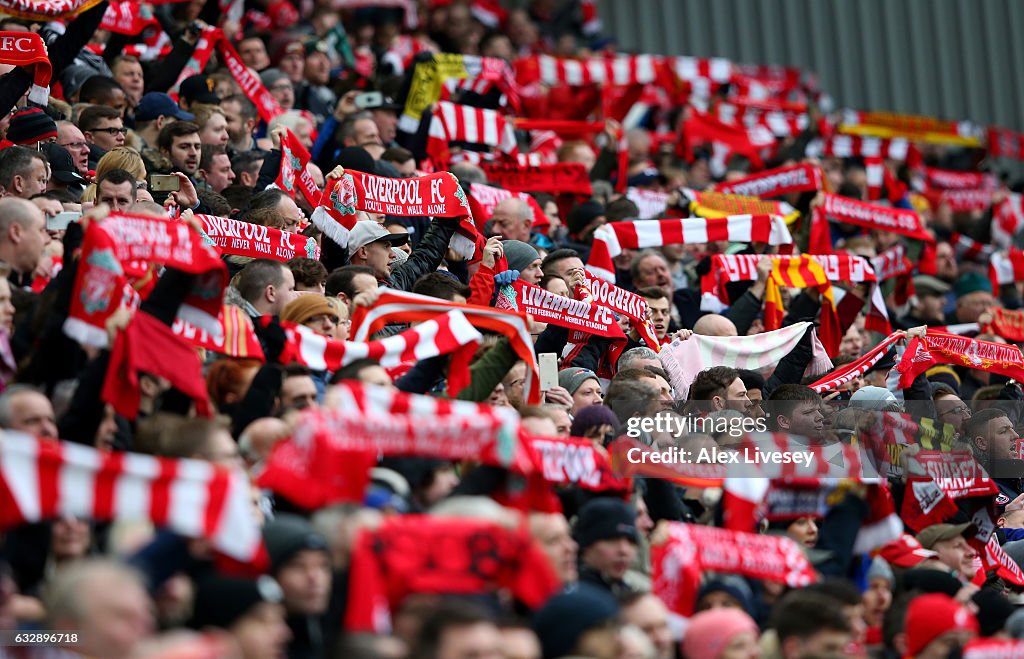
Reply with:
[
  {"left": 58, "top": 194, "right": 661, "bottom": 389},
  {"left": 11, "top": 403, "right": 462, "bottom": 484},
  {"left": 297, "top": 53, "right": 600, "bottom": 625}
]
[
  {"left": 532, "top": 583, "right": 619, "bottom": 659},
  {"left": 566, "top": 200, "right": 605, "bottom": 237},
  {"left": 262, "top": 513, "right": 329, "bottom": 573},
  {"left": 972, "top": 588, "right": 1015, "bottom": 637},
  {"left": 337, "top": 146, "right": 376, "bottom": 174},
  {"left": 189, "top": 574, "right": 283, "bottom": 629},
  {"left": 573, "top": 497, "right": 638, "bottom": 549},
  {"left": 7, "top": 107, "right": 57, "bottom": 145}
]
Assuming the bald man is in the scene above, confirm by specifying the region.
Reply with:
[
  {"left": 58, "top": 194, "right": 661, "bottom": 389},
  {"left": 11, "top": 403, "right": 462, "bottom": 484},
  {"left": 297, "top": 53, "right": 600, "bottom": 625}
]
[
  {"left": 693, "top": 314, "right": 738, "bottom": 337},
  {"left": 239, "top": 417, "right": 290, "bottom": 468},
  {"left": 0, "top": 197, "right": 49, "bottom": 282}
]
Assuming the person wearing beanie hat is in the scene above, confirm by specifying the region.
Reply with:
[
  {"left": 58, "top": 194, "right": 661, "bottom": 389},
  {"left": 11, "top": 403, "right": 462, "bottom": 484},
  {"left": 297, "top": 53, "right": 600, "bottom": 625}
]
[
  {"left": 863, "top": 557, "right": 894, "bottom": 648},
  {"left": 281, "top": 294, "right": 341, "bottom": 337},
  {"left": 573, "top": 497, "right": 639, "bottom": 596},
  {"left": 262, "top": 514, "right": 332, "bottom": 658},
  {"left": 971, "top": 588, "right": 1014, "bottom": 637},
  {"left": 531, "top": 582, "right": 620, "bottom": 659},
  {"left": 903, "top": 593, "right": 978, "bottom": 658},
  {"left": 849, "top": 386, "right": 902, "bottom": 412},
  {"left": 952, "top": 271, "right": 995, "bottom": 324},
  {"left": 694, "top": 576, "right": 756, "bottom": 616},
  {"left": 7, "top": 108, "right": 57, "bottom": 148},
  {"left": 926, "top": 365, "right": 961, "bottom": 396},
  {"left": 682, "top": 608, "right": 759, "bottom": 659},
  {"left": 190, "top": 573, "right": 291, "bottom": 658},
  {"left": 261, "top": 69, "right": 295, "bottom": 111},
  {"left": 566, "top": 200, "right": 606, "bottom": 242},
  {"left": 501, "top": 239, "right": 542, "bottom": 284},
  {"left": 558, "top": 367, "right": 602, "bottom": 415},
  {"left": 569, "top": 404, "right": 620, "bottom": 442}
]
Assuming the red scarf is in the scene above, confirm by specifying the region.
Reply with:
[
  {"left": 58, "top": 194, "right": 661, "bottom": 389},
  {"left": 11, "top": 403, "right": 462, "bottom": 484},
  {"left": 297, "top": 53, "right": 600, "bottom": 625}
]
[
  {"left": 989, "top": 248, "right": 1024, "bottom": 290},
  {"left": 427, "top": 100, "right": 518, "bottom": 167},
  {"left": 494, "top": 280, "right": 624, "bottom": 340},
  {"left": 0, "top": 0, "right": 106, "bottom": 19},
  {"left": 809, "top": 193, "right": 934, "bottom": 253},
  {"left": 815, "top": 135, "right": 910, "bottom": 161},
  {"left": 808, "top": 331, "right": 903, "bottom": 393},
  {"left": 713, "top": 162, "right": 825, "bottom": 198},
  {"left": 652, "top": 522, "right": 816, "bottom": 616},
  {"left": 924, "top": 189, "right": 993, "bottom": 213},
  {"left": 952, "top": 233, "right": 993, "bottom": 263},
  {"left": 173, "top": 305, "right": 264, "bottom": 359},
  {"left": 345, "top": 517, "right": 560, "bottom": 632},
  {"left": 312, "top": 169, "right": 482, "bottom": 261},
  {"left": 982, "top": 308, "right": 1024, "bottom": 343},
  {"left": 510, "top": 119, "right": 628, "bottom": 192},
  {"left": 0, "top": 32, "right": 51, "bottom": 105},
  {"left": 274, "top": 129, "right": 322, "bottom": 210},
  {"left": 100, "top": 1, "right": 159, "bottom": 35},
  {"left": 924, "top": 167, "right": 995, "bottom": 191},
  {"left": 198, "top": 214, "right": 320, "bottom": 261},
  {"left": 0, "top": 433, "right": 262, "bottom": 562},
  {"left": 65, "top": 214, "right": 227, "bottom": 348},
  {"left": 678, "top": 109, "right": 774, "bottom": 172},
  {"left": 897, "top": 331, "right": 1024, "bottom": 389},
  {"left": 586, "top": 215, "right": 792, "bottom": 283},
  {"left": 350, "top": 288, "right": 542, "bottom": 404},
  {"left": 991, "top": 194, "right": 1024, "bottom": 248},
  {"left": 840, "top": 110, "right": 981, "bottom": 147},
  {"left": 480, "top": 161, "right": 592, "bottom": 196},
  {"left": 988, "top": 127, "right": 1024, "bottom": 161},
  {"left": 516, "top": 53, "right": 663, "bottom": 88},
  {"left": 102, "top": 310, "right": 213, "bottom": 420},
  {"left": 580, "top": 272, "right": 659, "bottom": 350},
  {"left": 275, "top": 310, "right": 482, "bottom": 395}
]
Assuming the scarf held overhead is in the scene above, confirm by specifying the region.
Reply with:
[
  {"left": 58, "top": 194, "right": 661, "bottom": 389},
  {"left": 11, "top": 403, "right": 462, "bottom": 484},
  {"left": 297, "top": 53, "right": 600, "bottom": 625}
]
[
  {"left": 497, "top": 280, "right": 624, "bottom": 340},
  {"left": 712, "top": 163, "right": 826, "bottom": 198},
  {"left": 0, "top": 432, "right": 262, "bottom": 562},
  {"left": 273, "top": 128, "right": 322, "bottom": 211},
  {"left": 198, "top": 214, "right": 320, "bottom": 262},
  {"left": 897, "top": 331, "right": 1024, "bottom": 389},
  {"left": 0, "top": 31, "right": 51, "bottom": 105}
]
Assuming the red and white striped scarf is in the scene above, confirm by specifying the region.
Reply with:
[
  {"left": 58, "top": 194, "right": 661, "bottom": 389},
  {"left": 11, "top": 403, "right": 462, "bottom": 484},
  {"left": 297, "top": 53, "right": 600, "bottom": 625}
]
[
  {"left": 810, "top": 135, "right": 910, "bottom": 161},
  {"left": 808, "top": 331, "right": 904, "bottom": 393},
  {"left": 872, "top": 244, "right": 914, "bottom": 282},
  {"left": 991, "top": 194, "right": 1024, "bottom": 249},
  {"left": 349, "top": 288, "right": 542, "bottom": 404},
  {"left": 923, "top": 167, "right": 996, "bottom": 191},
  {"left": 277, "top": 311, "right": 483, "bottom": 396},
  {"left": 311, "top": 169, "right": 481, "bottom": 261},
  {"left": 518, "top": 53, "right": 662, "bottom": 87},
  {"left": 586, "top": 215, "right": 792, "bottom": 283},
  {"left": 670, "top": 56, "right": 733, "bottom": 98},
  {"left": 426, "top": 100, "right": 518, "bottom": 168},
  {"left": 173, "top": 305, "right": 264, "bottom": 359},
  {"left": 988, "top": 127, "right": 1024, "bottom": 161},
  {"left": 705, "top": 101, "right": 808, "bottom": 139},
  {"left": 713, "top": 162, "right": 826, "bottom": 198},
  {"left": 989, "top": 249, "right": 1024, "bottom": 290},
  {"left": 952, "top": 233, "right": 994, "bottom": 263},
  {"left": 704, "top": 253, "right": 891, "bottom": 334},
  {"left": 626, "top": 187, "right": 670, "bottom": 219},
  {"left": 678, "top": 110, "right": 776, "bottom": 176},
  {"left": 0, "top": 432, "right": 262, "bottom": 562}
]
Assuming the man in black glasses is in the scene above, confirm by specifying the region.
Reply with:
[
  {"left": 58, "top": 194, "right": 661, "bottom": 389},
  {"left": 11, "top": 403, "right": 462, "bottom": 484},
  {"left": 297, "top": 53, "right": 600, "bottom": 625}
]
[{"left": 77, "top": 105, "right": 126, "bottom": 169}]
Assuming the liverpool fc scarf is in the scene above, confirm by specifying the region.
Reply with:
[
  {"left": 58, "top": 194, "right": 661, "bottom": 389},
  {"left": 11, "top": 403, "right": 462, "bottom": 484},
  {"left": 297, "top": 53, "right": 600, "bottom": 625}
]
[
  {"left": 809, "top": 193, "right": 934, "bottom": 254},
  {"left": 496, "top": 280, "right": 624, "bottom": 340},
  {"left": 839, "top": 110, "right": 982, "bottom": 147},
  {"left": 311, "top": 168, "right": 481, "bottom": 260},
  {"left": 65, "top": 214, "right": 227, "bottom": 348},
  {"left": 658, "top": 321, "right": 832, "bottom": 399},
  {"left": 923, "top": 167, "right": 995, "bottom": 191},
  {"left": 989, "top": 127, "right": 1024, "bottom": 161},
  {"left": 585, "top": 215, "right": 792, "bottom": 283},
  {"left": 684, "top": 188, "right": 799, "bottom": 224},
  {"left": 713, "top": 163, "right": 826, "bottom": 198},
  {"left": 100, "top": 1, "right": 159, "bottom": 35},
  {"left": 897, "top": 331, "right": 1024, "bottom": 389},
  {"left": 652, "top": 522, "right": 816, "bottom": 616},
  {"left": 102, "top": 310, "right": 213, "bottom": 420},
  {"left": 273, "top": 129, "right": 321, "bottom": 210},
  {"left": 276, "top": 310, "right": 483, "bottom": 395},
  {"left": 350, "top": 288, "right": 541, "bottom": 404},
  {"left": 198, "top": 214, "right": 320, "bottom": 261},
  {"left": 0, "top": 432, "right": 262, "bottom": 562},
  {"left": 345, "top": 516, "right": 560, "bottom": 632},
  {"left": 581, "top": 272, "right": 659, "bottom": 351},
  {"left": 0, "top": 32, "right": 51, "bottom": 105},
  {"left": 989, "top": 249, "right": 1024, "bottom": 290},
  {"left": 808, "top": 331, "right": 904, "bottom": 393},
  {"left": 990, "top": 194, "right": 1024, "bottom": 249},
  {"left": 982, "top": 308, "right": 1024, "bottom": 343},
  {"left": 426, "top": 100, "right": 518, "bottom": 167}
]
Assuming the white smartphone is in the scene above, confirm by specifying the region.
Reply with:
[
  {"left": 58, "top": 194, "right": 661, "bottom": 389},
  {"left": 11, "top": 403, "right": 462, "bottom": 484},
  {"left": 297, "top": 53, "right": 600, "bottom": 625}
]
[
  {"left": 354, "top": 91, "right": 384, "bottom": 110},
  {"left": 47, "top": 211, "right": 81, "bottom": 231},
  {"left": 539, "top": 353, "right": 559, "bottom": 391}
]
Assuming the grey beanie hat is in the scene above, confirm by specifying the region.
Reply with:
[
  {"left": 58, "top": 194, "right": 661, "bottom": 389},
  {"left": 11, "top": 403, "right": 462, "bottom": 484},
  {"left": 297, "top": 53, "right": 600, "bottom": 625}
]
[
  {"left": 502, "top": 239, "right": 540, "bottom": 272},
  {"left": 866, "top": 556, "right": 894, "bottom": 584}
]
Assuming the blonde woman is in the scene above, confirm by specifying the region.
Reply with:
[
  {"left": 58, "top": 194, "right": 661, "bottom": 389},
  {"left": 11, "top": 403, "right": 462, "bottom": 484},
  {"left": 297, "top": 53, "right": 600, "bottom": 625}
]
[{"left": 81, "top": 147, "right": 147, "bottom": 202}]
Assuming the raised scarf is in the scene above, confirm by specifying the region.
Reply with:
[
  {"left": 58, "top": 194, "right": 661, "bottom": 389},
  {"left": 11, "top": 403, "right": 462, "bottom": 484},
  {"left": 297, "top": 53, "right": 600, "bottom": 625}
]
[
  {"left": 924, "top": 189, "right": 993, "bottom": 213},
  {"left": 952, "top": 233, "right": 993, "bottom": 263},
  {"left": 257, "top": 385, "right": 521, "bottom": 510},
  {"left": 811, "top": 135, "right": 910, "bottom": 161},
  {"left": 272, "top": 128, "right": 321, "bottom": 210},
  {"left": 982, "top": 308, "right": 1024, "bottom": 343},
  {"left": 989, "top": 248, "right": 1024, "bottom": 290},
  {"left": 102, "top": 310, "right": 213, "bottom": 420},
  {"left": 100, "top": 1, "right": 159, "bottom": 35},
  {"left": 839, "top": 110, "right": 982, "bottom": 147},
  {"left": 65, "top": 214, "right": 227, "bottom": 348},
  {"left": 426, "top": 100, "right": 518, "bottom": 167},
  {"left": 988, "top": 127, "right": 1024, "bottom": 161},
  {"left": 924, "top": 167, "right": 996, "bottom": 191},
  {"left": 349, "top": 288, "right": 542, "bottom": 404},
  {"left": 495, "top": 280, "right": 624, "bottom": 340},
  {"left": 626, "top": 187, "right": 670, "bottom": 219},
  {"left": 0, "top": 432, "right": 262, "bottom": 562},
  {"left": 400, "top": 53, "right": 519, "bottom": 133},
  {"left": 585, "top": 215, "right": 792, "bottom": 283},
  {"left": 198, "top": 213, "right": 320, "bottom": 261},
  {"left": 515, "top": 53, "right": 662, "bottom": 88},
  {"left": 580, "top": 272, "right": 659, "bottom": 351},
  {"left": 275, "top": 310, "right": 483, "bottom": 396},
  {"left": 678, "top": 109, "right": 773, "bottom": 173},
  {"left": 311, "top": 168, "right": 481, "bottom": 261},
  {"left": 713, "top": 162, "right": 826, "bottom": 198},
  {"left": 704, "top": 253, "right": 892, "bottom": 336},
  {"left": 510, "top": 118, "right": 628, "bottom": 192},
  {"left": 0, "top": 32, "right": 51, "bottom": 105},
  {"left": 684, "top": 188, "right": 799, "bottom": 224},
  {"left": 0, "top": 0, "right": 105, "bottom": 19},
  {"left": 480, "top": 161, "right": 593, "bottom": 196},
  {"left": 652, "top": 521, "right": 816, "bottom": 616},
  {"left": 763, "top": 256, "right": 841, "bottom": 355},
  {"left": 173, "top": 305, "right": 264, "bottom": 359},
  {"left": 344, "top": 516, "right": 560, "bottom": 632},
  {"left": 658, "top": 321, "right": 832, "bottom": 399},
  {"left": 990, "top": 194, "right": 1024, "bottom": 248},
  {"left": 808, "top": 331, "right": 904, "bottom": 393},
  {"left": 809, "top": 193, "right": 934, "bottom": 254},
  {"left": 897, "top": 331, "right": 1024, "bottom": 389}
]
